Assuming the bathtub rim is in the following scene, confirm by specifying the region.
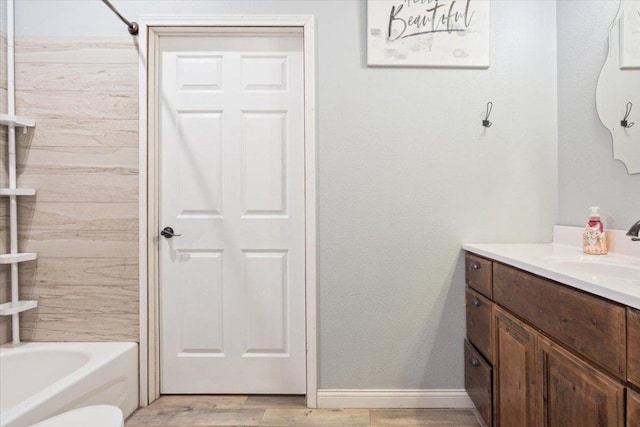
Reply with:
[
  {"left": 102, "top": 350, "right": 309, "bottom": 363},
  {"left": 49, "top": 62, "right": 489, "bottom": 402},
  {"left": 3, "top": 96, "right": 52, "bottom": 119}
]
[{"left": 0, "top": 342, "right": 138, "bottom": 426}]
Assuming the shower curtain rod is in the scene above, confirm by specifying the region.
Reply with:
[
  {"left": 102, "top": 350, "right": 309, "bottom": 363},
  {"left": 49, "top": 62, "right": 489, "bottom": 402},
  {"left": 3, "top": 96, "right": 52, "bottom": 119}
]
[{"left": 101, "top": 0, "right": 138, "bottom": 35}]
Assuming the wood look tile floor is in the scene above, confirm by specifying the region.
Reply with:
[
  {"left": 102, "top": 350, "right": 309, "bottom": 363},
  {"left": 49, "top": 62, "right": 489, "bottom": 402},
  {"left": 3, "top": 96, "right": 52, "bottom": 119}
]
[{"left": 126, "top": 396, "right": 481, "bottom": 427}]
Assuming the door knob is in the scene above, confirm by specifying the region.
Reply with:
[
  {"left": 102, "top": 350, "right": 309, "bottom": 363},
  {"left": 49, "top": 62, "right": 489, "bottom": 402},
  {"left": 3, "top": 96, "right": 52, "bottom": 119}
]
[{"left": 161, "top": 226, "right": 181, "bottom": 238}]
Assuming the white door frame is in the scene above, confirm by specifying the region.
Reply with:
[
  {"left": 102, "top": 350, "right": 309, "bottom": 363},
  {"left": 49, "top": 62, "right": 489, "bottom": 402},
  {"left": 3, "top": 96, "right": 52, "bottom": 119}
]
[{"left": 137, "top": 15, "right": 317, "bottom": 408}]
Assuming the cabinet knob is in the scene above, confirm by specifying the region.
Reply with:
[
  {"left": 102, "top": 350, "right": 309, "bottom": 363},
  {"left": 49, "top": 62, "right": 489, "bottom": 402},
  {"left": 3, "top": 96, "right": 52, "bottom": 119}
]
[
  {"left": 469, "top": 357, "right": 480, "bottom": 367},
  {"left": 471, "top": 297, "right": 481, "bottom": 307},
  {"left": 470, "top": 262, "right": 481, "bottom": 270}
]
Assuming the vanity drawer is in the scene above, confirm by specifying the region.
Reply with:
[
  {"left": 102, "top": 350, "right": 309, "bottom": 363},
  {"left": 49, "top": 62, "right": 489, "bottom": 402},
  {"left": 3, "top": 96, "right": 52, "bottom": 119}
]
[
  {"left": 628, "top": 308, "right": 640, "bottom": 386},
  {"left": 465, "top": 254, "right": 493, "bottom": 298},
  {"left": 466, "top": 287, "right": 493, "bottom": 363},
  {"left": 493, "top": 263, "right": 627, "bottom": 379},
  {"left": 464, "top": 339, "right": 492, "bottom": 427}
]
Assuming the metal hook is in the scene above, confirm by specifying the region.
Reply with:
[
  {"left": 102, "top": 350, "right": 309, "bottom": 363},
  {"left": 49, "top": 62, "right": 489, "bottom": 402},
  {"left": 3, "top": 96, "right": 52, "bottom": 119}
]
[
  {"left": 621, "top": 102, "right": 634, "bottom": 128},
  {"left": 482, "top": 102, "right": 493, "bottom": 128}
]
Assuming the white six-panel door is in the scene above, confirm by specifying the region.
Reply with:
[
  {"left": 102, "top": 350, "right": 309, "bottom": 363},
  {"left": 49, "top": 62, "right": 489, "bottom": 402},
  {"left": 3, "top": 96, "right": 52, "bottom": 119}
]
[{"left": 158, "top": 31, "right": 305, "bottom": 394}]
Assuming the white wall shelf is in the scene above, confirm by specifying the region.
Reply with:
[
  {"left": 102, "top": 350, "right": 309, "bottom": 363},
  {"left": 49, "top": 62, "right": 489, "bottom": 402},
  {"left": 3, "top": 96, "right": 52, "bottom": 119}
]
[
  {"left": 0, "top": 301, "right": 38, "bottom": 316},
  {"left": 0, "top": 188, "right": 36, "bottom": 196},
  {"left": 3, "top": 0, "right": 38, "bottom": 343},
  {"left": 0, "top": 114, "right": 36, "bottom": 129},
  {"left": 0, "top": 253, "right": 38, "bottom": 264}
]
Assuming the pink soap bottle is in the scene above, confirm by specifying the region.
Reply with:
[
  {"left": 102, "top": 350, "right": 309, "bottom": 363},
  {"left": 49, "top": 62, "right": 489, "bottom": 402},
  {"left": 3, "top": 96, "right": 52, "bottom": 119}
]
[{"left": 583, "top": 206, "right": 608, "bottom": 255}]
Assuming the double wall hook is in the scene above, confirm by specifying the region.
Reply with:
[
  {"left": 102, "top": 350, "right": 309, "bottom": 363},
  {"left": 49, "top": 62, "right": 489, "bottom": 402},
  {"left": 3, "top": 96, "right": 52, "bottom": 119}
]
[
  {"left": 621, "top": 102, "right": 634, "bottom": 128},
  {"left": 482, "top": 102, "right": 493, "bottom": 128}
]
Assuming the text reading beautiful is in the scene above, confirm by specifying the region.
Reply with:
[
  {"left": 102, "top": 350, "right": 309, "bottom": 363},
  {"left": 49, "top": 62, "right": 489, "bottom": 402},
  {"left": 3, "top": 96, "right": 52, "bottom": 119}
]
[{"left": 387, "top": 0, "right": 477, "bottom": 41}]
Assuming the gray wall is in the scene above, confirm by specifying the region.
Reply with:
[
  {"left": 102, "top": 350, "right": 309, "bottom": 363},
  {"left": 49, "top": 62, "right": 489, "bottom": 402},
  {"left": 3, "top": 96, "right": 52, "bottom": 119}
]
[
  {"left": 557, "top": 1, "right": 640, "bottom": 230},
  {"left": 13, "top": 0, "right": 558, "bottom": 389}
]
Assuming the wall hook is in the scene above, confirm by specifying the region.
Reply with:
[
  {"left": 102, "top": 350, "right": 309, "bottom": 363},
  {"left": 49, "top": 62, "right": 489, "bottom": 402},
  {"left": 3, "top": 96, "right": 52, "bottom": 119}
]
[
  {"left": 621, "top": 102, "right": 634, "bottom": 128},
  {"left": 482, "top": 102, "right": 493, "bottom": 128}
]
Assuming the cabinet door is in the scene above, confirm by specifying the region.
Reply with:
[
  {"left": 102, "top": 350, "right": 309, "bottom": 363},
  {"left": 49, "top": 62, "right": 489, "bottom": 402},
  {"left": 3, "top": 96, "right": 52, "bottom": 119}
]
[
  {"left": 493, "top": 306, "right": 538, "bottom": 427},
  {"left": 629, "top": 388, "right": 640, "bottom": 427},
  {"left": 538, "top": 335, "right": 624, "bottom": 427},
  {"left": 628, "top": 308, "right": 640, "bottom": 386}
]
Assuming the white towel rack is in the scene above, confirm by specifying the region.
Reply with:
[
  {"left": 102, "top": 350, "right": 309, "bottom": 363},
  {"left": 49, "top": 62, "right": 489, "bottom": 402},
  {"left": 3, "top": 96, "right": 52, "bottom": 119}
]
[{"left": 1, "top": 0, "right": 38, "bottom": 344}]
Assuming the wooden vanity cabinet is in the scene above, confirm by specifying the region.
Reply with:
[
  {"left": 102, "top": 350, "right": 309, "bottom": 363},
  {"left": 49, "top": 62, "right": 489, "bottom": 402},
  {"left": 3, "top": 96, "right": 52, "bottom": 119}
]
[
  {"left": 538, "top": 335, "right": 624, "bottom": 427},
  {"left": 464, "top": 253, "right": 636, "bottom": 427},
  {"left": 465, "top": 254, "right": 493, "bottom": 299},
  {"left": 466, "top": 287, "right": 493, "bottom": 363},
  {"left": 493, "top": 263, "right": 626, "bottom": 380},
  {"left": 628, "top": 308, "right": 640, "bottom": 386},
  {"left": 629, "top": 308, "right": 640, "bottom": 427},
  {"left": 464, "top": 339, "right": 493, "bottom": 427},
  {"left": 464, "top": 254, "right": 494, "bottom": 426},
  {"left": 628, "top": 389, "right": 640, "bottom": 427},
  {"left": 493, "top": 306, "right": 538, "bottom": 427}
]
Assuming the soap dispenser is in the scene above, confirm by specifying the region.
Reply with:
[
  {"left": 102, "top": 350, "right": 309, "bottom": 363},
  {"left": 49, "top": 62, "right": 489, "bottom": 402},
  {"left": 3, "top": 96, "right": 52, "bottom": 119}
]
[{"left": 583, "top": 206, "right": 608, "bottom": 255}]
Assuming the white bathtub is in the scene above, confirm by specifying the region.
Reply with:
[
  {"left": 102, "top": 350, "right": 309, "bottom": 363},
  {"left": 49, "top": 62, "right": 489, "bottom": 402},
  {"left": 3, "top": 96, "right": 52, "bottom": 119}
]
[{"left": 0, "top": 342, "right": 138, "bottom": 427}]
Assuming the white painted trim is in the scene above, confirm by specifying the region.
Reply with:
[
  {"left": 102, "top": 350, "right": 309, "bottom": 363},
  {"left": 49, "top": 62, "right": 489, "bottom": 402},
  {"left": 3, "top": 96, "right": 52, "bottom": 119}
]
[
  {"left": 137, "top": 15, "right": 315, "bottom": 27},
  {"left": 302, "top": 16, "right": 318, "bottom": 410},
  {"left": 138, "top": 19, "right": 149, "bottom": 408},
  {"left": 138, "top": 15, "right": 318, "bottom": 408},
  {"left": 316, "top": 389, "right": 474, "bottom": 409}
]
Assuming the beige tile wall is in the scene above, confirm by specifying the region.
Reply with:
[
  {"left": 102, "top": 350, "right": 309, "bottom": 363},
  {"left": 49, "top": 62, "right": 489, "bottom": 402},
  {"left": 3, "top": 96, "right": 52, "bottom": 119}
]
[{"left": 0, "top": 37, "right": 140, "bottom": 342}]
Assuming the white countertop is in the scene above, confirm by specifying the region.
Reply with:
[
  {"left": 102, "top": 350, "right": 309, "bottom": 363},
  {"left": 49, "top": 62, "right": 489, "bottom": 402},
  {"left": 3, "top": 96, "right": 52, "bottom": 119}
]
[{"left": 463, "top": 226, "right": 640, "bottom": 310}]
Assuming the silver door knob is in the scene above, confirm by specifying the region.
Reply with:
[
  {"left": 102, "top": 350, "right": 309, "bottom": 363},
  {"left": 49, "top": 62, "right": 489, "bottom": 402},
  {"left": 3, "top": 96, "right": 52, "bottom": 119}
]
[{"left": 161, "top": 226, "right": 181, "bottom": 238}]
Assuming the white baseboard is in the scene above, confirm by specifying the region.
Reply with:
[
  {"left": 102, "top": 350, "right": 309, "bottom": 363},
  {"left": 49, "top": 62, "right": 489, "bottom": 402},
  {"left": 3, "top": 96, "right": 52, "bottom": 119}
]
[{"left": 316, "top": 389, "right": 474, "bottom": 409}]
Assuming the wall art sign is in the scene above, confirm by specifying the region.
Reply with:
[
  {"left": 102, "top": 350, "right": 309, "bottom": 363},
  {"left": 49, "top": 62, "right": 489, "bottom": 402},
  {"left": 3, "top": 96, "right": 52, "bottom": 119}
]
[
  {"left": 367, "top": 0, "right": 491, "bottom": 68},
  {"left": 619, "top": 1, "right": 640, "bottom": 69}
]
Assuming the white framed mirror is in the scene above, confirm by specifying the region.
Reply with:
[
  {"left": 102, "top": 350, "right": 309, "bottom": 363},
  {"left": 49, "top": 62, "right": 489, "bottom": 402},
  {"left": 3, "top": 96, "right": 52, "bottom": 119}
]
[{"left": 596, "top": 0, "right": 640, "bottom": 174}]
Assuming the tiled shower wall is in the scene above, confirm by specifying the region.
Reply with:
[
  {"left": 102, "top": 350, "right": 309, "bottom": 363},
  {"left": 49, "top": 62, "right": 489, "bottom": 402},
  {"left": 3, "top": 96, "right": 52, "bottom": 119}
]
[{"left": 0, "top": 37, "right": 139, "bottom": 343}]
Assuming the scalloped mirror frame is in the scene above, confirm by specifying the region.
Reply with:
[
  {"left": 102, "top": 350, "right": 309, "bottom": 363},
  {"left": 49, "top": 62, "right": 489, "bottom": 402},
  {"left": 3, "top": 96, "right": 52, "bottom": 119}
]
[{"left": 595, "top": 0, "right": 640, "bottom": 174}]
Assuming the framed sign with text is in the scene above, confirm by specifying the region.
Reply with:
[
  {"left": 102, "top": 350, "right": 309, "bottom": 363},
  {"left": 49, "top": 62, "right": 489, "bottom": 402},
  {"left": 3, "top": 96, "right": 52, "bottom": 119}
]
[
  {"left": 367, "top": 0, "right": 491, "bottom": 67},
  {"left": 620, "top": 1, "right": 640, "bottom": 69}
]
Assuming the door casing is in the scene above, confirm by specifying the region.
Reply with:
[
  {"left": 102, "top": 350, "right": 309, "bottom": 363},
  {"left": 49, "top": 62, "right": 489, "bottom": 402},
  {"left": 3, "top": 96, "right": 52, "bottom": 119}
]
[{"left": 138, "top": 15, "right": 317, "bottom": 408}]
